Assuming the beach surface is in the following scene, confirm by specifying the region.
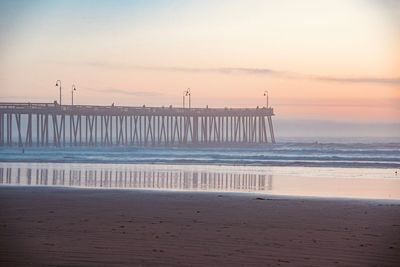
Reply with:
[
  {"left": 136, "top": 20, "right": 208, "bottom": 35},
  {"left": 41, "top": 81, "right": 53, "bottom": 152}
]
[{"left": 0, "top": 186, "right": 399, "bottom": 266}]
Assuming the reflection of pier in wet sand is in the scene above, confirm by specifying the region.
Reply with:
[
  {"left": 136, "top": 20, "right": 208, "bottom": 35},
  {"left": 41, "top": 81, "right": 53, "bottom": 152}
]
[{"left": 0, "top": 165, "right": 273, "bottom": 193}]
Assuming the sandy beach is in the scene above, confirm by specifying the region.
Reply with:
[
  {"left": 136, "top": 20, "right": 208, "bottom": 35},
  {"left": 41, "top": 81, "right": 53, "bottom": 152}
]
[{"left": 0, "top": 186, "right": 399, "bottom": 267}]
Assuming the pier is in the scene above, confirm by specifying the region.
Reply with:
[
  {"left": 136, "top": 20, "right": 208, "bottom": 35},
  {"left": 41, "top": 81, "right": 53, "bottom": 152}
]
[{"left": 0, "top": 102, "right": 275, "bottom": 147}]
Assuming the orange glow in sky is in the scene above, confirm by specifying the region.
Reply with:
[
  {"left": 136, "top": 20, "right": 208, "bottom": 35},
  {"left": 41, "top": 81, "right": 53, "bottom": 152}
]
[{"left": 0, "top": 0, "right": 399, "bottom": 130}]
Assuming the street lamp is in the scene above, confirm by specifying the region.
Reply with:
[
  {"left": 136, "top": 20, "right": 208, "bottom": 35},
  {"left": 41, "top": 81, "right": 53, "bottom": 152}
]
[
  {"left": 184, "top": 88, "right": 191, "bottom": 109},
  {"left": 183, "top": 90, "right": 186, "bottom": 109},
  {"left": 182, "top": 88, "right": 191, "bottom": 109},
  {"left": 263, "top": 90, "right": 269, "bottom": 108},
  {"left": 71, "top": 84, "right": 77, "bottom": 106},
  {"left": 55, "top": 80, "right": 62, "bottom": 105}
]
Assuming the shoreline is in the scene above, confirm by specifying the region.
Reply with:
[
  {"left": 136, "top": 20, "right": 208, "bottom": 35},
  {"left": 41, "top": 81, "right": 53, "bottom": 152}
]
[
  {"left": 1, "top": 162, "right": 399, "bottom": 200},
  {"left": 2, "top": 160, "right": 399, "bottom": 172},
  {"left": 1, "top": 158, "right": 399, "bottom": 169},
  {"left": 1, "top": 186, "right": 399, "bottom": 266},
  {"left": 2, "top": 184, "right": 400, "bottom": 203}
]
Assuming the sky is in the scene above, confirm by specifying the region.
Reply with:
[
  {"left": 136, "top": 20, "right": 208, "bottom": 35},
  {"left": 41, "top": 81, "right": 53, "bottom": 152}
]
[{"left": 0, "top": 0, "right": 399, "bottom": 138}]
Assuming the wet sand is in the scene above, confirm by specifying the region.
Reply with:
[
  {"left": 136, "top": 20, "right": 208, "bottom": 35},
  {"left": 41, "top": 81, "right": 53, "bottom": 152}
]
[{"left": 0, "top": 187, "right": 399, "bottom": 266}]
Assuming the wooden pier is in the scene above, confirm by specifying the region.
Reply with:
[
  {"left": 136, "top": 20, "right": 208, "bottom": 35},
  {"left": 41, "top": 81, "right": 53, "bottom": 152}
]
[{"left": 0, "top": 102, "right": 275, "bottom": 147}]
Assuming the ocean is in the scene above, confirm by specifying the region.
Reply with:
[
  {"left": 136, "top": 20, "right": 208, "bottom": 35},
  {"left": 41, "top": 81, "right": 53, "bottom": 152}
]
[
  {"left": 1, "top": 140, "right": 399, "bottom": 199},
  {"left": 0, "top": 141, "right": 399, "bottom": 168}
]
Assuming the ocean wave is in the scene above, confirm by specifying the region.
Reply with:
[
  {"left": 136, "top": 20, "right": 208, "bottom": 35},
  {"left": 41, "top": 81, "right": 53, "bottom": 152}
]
[{"left": 1, "top": 142, "right": 399, "bottom": 168}]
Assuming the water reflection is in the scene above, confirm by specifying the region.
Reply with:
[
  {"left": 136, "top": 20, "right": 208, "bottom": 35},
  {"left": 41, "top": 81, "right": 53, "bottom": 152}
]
[
  {"left": 0, "top": 164, "right": 273, "bottom": 193},
  {"left": 1, "top": 163, "right": 399, "bottom": 199}
]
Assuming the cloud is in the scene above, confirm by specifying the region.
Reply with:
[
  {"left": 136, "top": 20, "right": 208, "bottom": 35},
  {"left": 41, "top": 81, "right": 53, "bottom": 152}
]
[
  {"left": 84, "top": 87, "right": 161, "bottom": 97},
  {"left": 312, "top": 76, "right": 400, "bottom": 85},
  {"left": 66, "top": 60, "right": 400, "bottom": 86},
  {"left": 81, "top": 61, "right": 300, "bottom": 79},
  {"left": 272, "top": 97, "right": 400, "bottom": 108},
  {"left": 84, "top": 61, "right": 286, "bottom": 76}
]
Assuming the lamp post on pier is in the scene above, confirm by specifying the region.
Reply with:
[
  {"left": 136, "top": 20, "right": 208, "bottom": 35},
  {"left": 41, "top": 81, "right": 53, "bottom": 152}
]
[
  {"left": 55, "top": 80, "right": 62, "bottom": 105},
  {"left": 185, "top": 88, "right": 191, "bottom": 109},
  {"left": 71, "top": 84, "right": 77, "bottom": 106},
  {"left": 263, "top": 90, "right": 269, "bottom": 108},
  {"left": 183, "top": 88, "right": 191, "bottom": 109},
  {"left": 183, "top": 90, "right": 186, "bottom": 109}
]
